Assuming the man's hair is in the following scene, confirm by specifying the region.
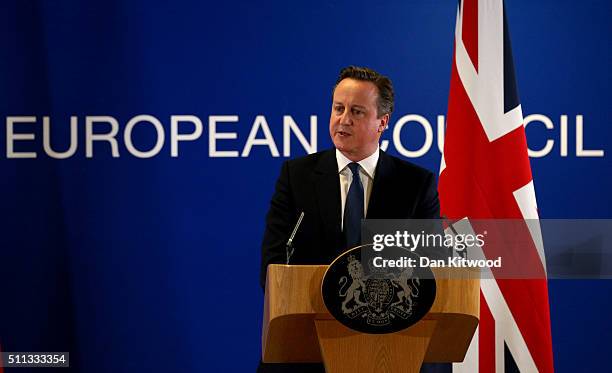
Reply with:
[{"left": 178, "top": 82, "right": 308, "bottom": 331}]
[{"left": 333, "top": 66, "right": 395, "bottom": 118}]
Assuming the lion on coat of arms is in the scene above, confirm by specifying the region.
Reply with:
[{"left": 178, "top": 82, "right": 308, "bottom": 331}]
[{"left": 338, "top": 255, "right": 368, "bottom": 313}]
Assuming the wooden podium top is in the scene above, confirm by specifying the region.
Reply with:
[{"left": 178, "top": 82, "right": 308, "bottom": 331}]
[{"left": 262, "top": 264, "right": 479, "bottom": 364}]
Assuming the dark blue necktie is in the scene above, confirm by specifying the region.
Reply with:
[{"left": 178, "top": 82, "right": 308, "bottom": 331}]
[{"left": 344, "top": 162, "right": 364, "bottom": 249}]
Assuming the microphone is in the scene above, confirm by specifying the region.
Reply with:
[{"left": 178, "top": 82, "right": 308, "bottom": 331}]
[{"left": 286, "top": 211, "right": 305, "bottom": 264}]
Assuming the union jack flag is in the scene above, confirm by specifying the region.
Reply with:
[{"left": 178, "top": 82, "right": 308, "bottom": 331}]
[{"left": 439, "top": 0, "right": 554, "bottom": 372}]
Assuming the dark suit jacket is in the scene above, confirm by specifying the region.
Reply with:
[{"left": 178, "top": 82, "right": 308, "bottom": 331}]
[{"left": 260, "top": 148, "right": 440, "bottom": 289}]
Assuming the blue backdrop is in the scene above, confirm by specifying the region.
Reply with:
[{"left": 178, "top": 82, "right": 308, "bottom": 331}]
[{"left": 1, "top": 0, "right": 610, "bottom": 371}]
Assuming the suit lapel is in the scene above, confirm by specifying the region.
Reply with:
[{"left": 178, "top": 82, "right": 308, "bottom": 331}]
[
  {"left": 367, "top": 150, "right": 396, "bottom": 218},
  {"left": 314, "top": 150, "right": 342, "bottom": 240}
]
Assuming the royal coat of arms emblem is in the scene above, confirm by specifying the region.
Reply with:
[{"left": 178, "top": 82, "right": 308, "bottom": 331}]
[{"left": 322, "top": 245, "right": 436, "bottom": 334}]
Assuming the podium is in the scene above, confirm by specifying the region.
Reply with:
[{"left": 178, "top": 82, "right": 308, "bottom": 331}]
[{"left": 262, "top": 265, "right": 479, "bottom": 373}]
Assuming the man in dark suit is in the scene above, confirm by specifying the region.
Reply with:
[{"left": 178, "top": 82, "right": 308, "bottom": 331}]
[{"left": 259, "top": 66, "right": 447, "bottom": 373}]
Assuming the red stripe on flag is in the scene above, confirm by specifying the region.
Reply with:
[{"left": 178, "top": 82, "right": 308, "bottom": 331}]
[
  {"left": 462, "top": 0, "right": 479, "bottom": 72},
  {"left": 479, "top": 291, "right": 495, "bottom": 373}
]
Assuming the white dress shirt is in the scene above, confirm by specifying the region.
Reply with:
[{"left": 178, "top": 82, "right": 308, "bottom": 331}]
[{"left": 336, "top": 146, "right": 380, "bottom": 231}]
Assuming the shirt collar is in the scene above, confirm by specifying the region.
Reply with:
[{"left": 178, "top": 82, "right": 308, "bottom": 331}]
[{"left": 335, "top": 146, "right": 379, "bottom": 179}]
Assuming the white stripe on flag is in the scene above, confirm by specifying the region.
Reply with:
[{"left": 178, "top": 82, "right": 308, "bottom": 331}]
[{"left": 452, "top": 325, "right": 479, "bottom": 373}]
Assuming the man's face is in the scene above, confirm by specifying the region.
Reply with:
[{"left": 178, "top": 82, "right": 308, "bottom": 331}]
[{"left": 329, "top": 78, "right": 389, "bottom": 161}]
